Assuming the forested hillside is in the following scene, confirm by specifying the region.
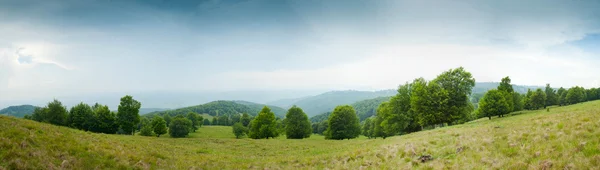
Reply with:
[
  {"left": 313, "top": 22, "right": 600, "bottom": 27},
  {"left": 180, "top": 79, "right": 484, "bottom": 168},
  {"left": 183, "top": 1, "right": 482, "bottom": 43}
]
[
  {"left": 0, "top": 105, "right": 37, "bottom": 118},
  {"left": 289, "top": 90, "right": 397, "bottom": 117},
  {"left": 144, "top": 100, "right": 285, "bottom": 118}
]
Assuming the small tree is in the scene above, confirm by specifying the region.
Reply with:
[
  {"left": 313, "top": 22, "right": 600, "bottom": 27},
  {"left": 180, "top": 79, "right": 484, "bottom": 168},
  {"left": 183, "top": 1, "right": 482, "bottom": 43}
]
[
  {"left": 249, "top": 106, "right": 279, "bottom": 139},
  {"left": 187, "top": 112, "right": 199, "bottom": 132},
  {"left": 478, "top": 89, "right": 510, "bottom": 119},
  {"left": 163, "top": 114, "right": 171, "bottom": 127},
  {"left": 68, "top": 102, "right": 94, "bottom": 130},
  {"left": 284, "top": 106, "right": 312, "bottom": 139},
  {"left": 169, "top": 117, "right": 192, "bottom": 138},
  {"left": 241, "top": 113, "right": 251, "bottom": 127},
  {"left": 203, "top": 118, "right": 211, "bottom": 125},
  {"left": 325, "top": 105, "right": 361, "bottom": 140},
  {"left": 151, "top": 116, "right": 167, "bottom": 137},
  {"left": 362, "top": 117, "right": 374, "bottom": 139},
  {"left": 232, "top": 122, "right": 248, "bottom": 139},
  {"left": 139, "top": 123, "right": 154, "bottom": 136}
]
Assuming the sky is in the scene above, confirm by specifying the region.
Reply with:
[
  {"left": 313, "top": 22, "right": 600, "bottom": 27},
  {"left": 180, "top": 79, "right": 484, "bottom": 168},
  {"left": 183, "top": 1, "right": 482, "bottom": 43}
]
[{"left": 1, "top": 0, "right": 600, "bottom": 108}]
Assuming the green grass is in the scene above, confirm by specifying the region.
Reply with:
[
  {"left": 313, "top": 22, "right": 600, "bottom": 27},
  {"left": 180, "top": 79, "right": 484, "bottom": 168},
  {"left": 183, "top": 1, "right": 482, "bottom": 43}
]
[{"left": 2, "top": 101, "right": 600, "bottom": 169}]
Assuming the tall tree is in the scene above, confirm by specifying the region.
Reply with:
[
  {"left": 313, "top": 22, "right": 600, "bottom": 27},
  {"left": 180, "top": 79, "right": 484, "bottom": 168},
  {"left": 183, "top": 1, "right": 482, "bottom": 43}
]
[
  {"left": 163, "top": 114, "right": 171, "bottom": 127},
  {"left": 544, "top": 84, "right": 558, "bottom": 108},
  {"left": 431, "top": 67, "right": 476, "bottom": 125},
  {"left": 284, "top": 106, "right": 312, "bottom": 139},
  {"left": 410, "top": 78, "right": 449, "bottom": 127},
  {"left": 248, "top": 106, "right": 279, "bottom": 139},
  {"left": 68, "top": 103, "right": 94, "bottom": 130},
  {"left": 232, "top": 122, "right": 248, "bottom": 139},
  {"left": 497, "top": 76, "right": 514, "bottom": 112},
  {"left": 93, "top": 104, "right": 118, "bottom": 134},
  {"left": 117, "top": 95, "right": 141, "bottom": 135},
  {"left": 325, "top": 105, "right": 361, "bottom": 140},
  {"left": 151, "top": 116, "right": 167, "bottom": 137},
  {"left": 212, "top": 117, "right": 218, "bottom": 126},
  {"left": 362, "top": 117, "right": 375, "bottom": 139},
  {"left": 31, "top": 99, "right": 69, "bottom": 126},
  {"left": 557, "top": 87, "right": 568, "bottom": 106},
  {"left": 186, "top": 112, "right": 200, "bottom": 132},
  {"left": 512, "top": 93, "right": 524, "bottom": 112},
  {"left": 379, "top": 82, "right": 415, "bottom": 136},
  {"left": 478, "top": 89, "right": 510, "bottom": 119}
]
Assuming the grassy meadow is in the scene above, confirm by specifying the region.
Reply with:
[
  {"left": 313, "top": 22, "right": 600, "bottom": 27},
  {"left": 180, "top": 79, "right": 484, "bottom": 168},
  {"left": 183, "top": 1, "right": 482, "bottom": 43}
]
[{"left": 2, "top": 101, "right": 600, "bottom": 169}]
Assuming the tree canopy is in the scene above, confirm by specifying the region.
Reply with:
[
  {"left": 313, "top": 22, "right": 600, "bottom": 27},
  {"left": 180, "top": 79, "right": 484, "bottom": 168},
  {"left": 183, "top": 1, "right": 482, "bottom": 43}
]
[
  {"left": 249, "top": 106, "right": 279, "bottom": 139},
  {"left": 325, "top": 105, "right": 361, "bottom": 140},
  {"left": 284, "top": 106, "right": 312, "bottom": 139},
  {"left": 117, "top": 95, "right": 142, "bottom": 135}
]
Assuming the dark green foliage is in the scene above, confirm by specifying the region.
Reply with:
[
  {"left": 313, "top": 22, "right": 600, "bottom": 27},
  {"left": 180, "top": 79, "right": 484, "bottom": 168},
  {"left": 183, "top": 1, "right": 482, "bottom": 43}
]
[
  {"left": 498, "top": 76, "right": 514, "bottom": 93},
  {"left": 309, "top": 112, "right": 331, "bottom": 123},
  {"left": 372, "top": 115, "right": 388, "bottom": 139},
  {"left": 311, "top": 121, "right": 328, "bottom": 135},
  {"left": 241, "top": 113, "right": 251, "bottom": 126},
  {"left": 151, "top": 116, "right": 167, "bottom": 137},
  {"left": 0, "top": 105, "right": 37, "bottom": 118},
  {"left": 558, "top": 87, "right": 568, "bottom": 106},
  {"left": 203, "top": 118, "right": 211, "bottom": 125},
  {"left": 362, "top": 117, "right": 374, "bottom": 138},
  {"left": 351, "top": 96, "right": 391, "bottom": 121},
  {"left": 139, "top": 123, "right": 154, "bottom": 136},
  {"left": 169, "top": 117, "right": 192, "bottom": 138},
  {"left": 117, "top": 95, "right": 141, "bottom": 135},
  {"left": 163, "top": 114, "right": 171, "bottom": 127},
  {"left": 431, "top": 67, "right": 476, "bottom": 125},
  {"left": 249, "top": 106, "right": 279, "bottom": 139},
  {"left": 91, "top": 104, "right": 118, "bottom": 134},
  {"left": 68, "top": 103, "right": 94, "bottom": 130},
  {"left": 525, "top": 89, "right": 546, "bottom": 110},
  {"left": 217, "top": 116, "right": 230, "bottom": 126},
  {"left": 478, "top": 89, "right": 510, "bottom": 119},
  {"left": 411, "top": 78, "right": 449, "bottom": 127},
  {"left": 31, "top": 99, "right": 69, "bottom": 126},
  {"left": 284, "top": 106, "right": 312, "bottom": 139},
  {"left": 232, "top": 122, "right": 248, "bottom": 139},
  {"left": 512, "top": 93, "right": 524, "bottom": 112},
  {"left": 186, "top": 112, "right": 202, "bottom": 132},
  {"left": 212, "top": 117, "right": 218, "bottom": 125},
  {"left": 566, "top": 86, "right": 587, "bottom": 105},
  {"left": 325, "top": 105, "right": 361, "bottom": 140},
  {"left": 144, "top": 100, "right": 285, "bottom": 120},
  {"left": 545, "top": 84, "right": 558, "bottom": 107}
]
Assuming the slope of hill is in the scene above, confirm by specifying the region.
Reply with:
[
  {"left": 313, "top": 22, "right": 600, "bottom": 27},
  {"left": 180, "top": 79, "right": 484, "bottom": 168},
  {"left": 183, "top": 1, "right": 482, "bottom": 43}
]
[
  {"left": 139, "top": 108, "right": 170, "bottom": 115},
  {"left": 0, "top": 105, "right": 37, "bottom": 118},
  {"left": 2, "top": 100, "right": 600, "bottom": 169},
  {"left": 473, "top": 82, "right": 545, "bottom": 94},
  {"left": 144, "top": 100, "right": 285, "bottom": 118},
  {"left": 310, "top": 96, "right": 391, "bottom": 122},
  {"left": 290, "top": 90, "right": 397, "bottom": 117}
]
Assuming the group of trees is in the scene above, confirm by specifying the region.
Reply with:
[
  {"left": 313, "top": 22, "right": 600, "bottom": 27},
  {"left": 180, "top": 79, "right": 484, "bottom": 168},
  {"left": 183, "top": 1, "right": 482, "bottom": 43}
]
[
  {"left": 26, "top": 96, "right": 141, "bottom": 135},
  {"left": 232, "top": 105, "right": 312, "bottom": 139},
  {"left": 25, "top": 95, "right": 206, "bottom": 138},
  {"left": 361, "top": 67, "right": 476, "bottom": 139}
]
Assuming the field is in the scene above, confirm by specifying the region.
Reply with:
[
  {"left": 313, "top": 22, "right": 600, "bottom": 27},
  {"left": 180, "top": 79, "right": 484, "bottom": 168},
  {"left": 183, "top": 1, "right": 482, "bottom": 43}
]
[{"left": 2, "top": 101, "right": 600, "bottom": 169}]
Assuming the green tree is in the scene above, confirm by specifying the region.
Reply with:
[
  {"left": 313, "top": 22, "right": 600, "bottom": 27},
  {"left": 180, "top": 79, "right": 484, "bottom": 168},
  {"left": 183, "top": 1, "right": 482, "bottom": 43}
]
[
  {"left": 362, "top": 117, "right": 374, "bottom": 138},
  {"left": 566, "top": 86, "right": 586, "bottom": 104},
  {"left": 203, "top": 118, "right": 211, "bottom": 125},
  {"left": 212, "top": 117, "right": 218, "bottom": 126},
  {"left": 528, "top": 88, "right": 547, "bottom": 110},
  {"left": 169, "top": 117, "right": 192, "bottom": 138},
  {"left": 117, "top": 95, "right": 141, "bottom": 135},
  {"left": 92, "top": 104, "right": 118, "bottom": 134},
  {"left": 31, "top": 99, "right": 69, "bottom": 126},
  {"left": 558, "top": 87, "right": 568, "bottom": 106},
  {"left": 151, "top": 116, "right": 168, "bottom": 137},
  {"left": 431, "top": 67, "right": 476, "bottom": 125},
  {"left": 218, "top": 116, "right": 230, "bottom": 126},
  {"left": 284, "top": 106, "right": 312, "bottom": 139},
  {"left": 545, "top": 84, "right": 558, "bottom": 108},
  {"left": 372, "top": 115, "right": 388, "bottom": 139},
  {"left": 241, "top": 113, "right": 251, "bottom": 126},
  {"left": 498, "top": 76, "right": 514, "bottom": 93},
  {"left": 248, "top": 106, "right": 279, "bottom": 139},
  {"left": 410, "top": 78, "right": 449, "bottom": 127},
  {"left": 232, "top": 122, "right": 248, "bottom": 139},
  {"left": 478, "top": 89, "right": 510, "bottom": 119},
  {"left": 325, "top": 105, "right": 361, "bottom": 140},
  {"left": 68, "top": 102, "right": 94, "bottom": 130},
  {"left": 139, "top": 123, "right": 154, "bottom": 136},
  {"left": 512, "top": 93, "right": 524, "bottom": 112},
  {"left": 163, "top": 114, "right": 171, "bottom": 127},
  {"left": 379, "top": 83, "right": 416, "bottom": 136},
  {"left": 187, "top": 112, "right": 200, "bottom": 132}
]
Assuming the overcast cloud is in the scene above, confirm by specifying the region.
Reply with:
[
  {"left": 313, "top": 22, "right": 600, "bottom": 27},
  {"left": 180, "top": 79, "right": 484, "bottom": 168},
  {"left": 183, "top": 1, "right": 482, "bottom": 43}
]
[{"left": 1, "top": 0, "right": 600, "bottom": 108}]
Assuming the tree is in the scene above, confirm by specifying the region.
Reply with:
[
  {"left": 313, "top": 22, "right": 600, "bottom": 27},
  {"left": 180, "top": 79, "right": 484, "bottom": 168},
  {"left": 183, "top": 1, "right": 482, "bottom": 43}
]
[
  {"left": 498, "top": 76, "right": 514, "bottom": 93},
  {"left": 558, "top": 87, "right": 568, "bottom": 106},
  {"left": 163, "top": 114, "right": 171, "bottom": 127},
  {"left": 362, "top": 117, "right": 374, "bottom": 139},
  {"left": 117, "top": 95, "right": 141, "bottom": 135},
  {"left": 545, "top": 84, "right": 558, "bottom": 108},
  {"left": 187, "top": 112, "right": 200, "bottom": 132},
  {"left": 92, "top": 104, "right": 118, "bottom": 134},
  {"left": 31, "top": 99, "right": 69, "bottom": 126},
  {"left": 478, "top": 89, "right": 510, "bottom": 119},
  {"left": 139, "top": 123, "right": 154, "bottom": 136},
  {"left": 249, "top": 106, "right": 279, "bottom": 139},
  {"left": 431, "top": 67, "right": 476, "bottom": 125},
  {"left": 232, "top": 122, "right": 248, "bottom": 139},
  {"left": 212, "top": 117, "right": 218, "bottom": 126},
  {"left": 203, "top": 118, "right": 211, "bottom": 125},
  {"left": 530, "top": 88, "right": 547, "bottom": 109},
  {"left": 325, "top": 105, "right": 361, "bottom": 140},
  {"left": 512, "top": 93, "right": 524, "bottom": 112},
  {"left": 284, "top": 106, "right": 312, "bottom": 139},
  {"left": 68, "top": 103, "right": 94, "bottom": 130},
  {"left": 410, "top": 78, "right": 448, "bottom": 127},
  {"left": 218, "top": 116, "right": 230, "bottom": 126},
  {"left": 169, "top": 117, "right": 192, "bottom": 138},
  {"left": 566, "top": 86, "right": 586, "bottom": 104},
  {"left": 379, "top": 83, "right": 415, "bottom": 136},
  {"left": 151, "top": 116, "right": 167, "bottom": 137},
  {"left": 372, "top": 115, "right": 388, "bottom": 139},
  {"left": 241, "top": 113, "right": 251, "bottom": 127}
]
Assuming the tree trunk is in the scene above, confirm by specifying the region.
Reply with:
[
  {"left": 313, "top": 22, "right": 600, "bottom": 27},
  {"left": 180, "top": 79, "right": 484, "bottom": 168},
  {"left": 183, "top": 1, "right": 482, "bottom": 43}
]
[{"left": 488, "top": 117, "right": 491, "bottom": 120}]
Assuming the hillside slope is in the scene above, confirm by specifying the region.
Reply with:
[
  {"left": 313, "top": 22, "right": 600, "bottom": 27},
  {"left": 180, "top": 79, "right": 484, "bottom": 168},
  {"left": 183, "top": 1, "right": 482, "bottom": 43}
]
[
  {"left": 291, "top": 90, "right": 397, "bottom": 117},
  {"left": 2, "top": 101, "right": 600, "bottom": 169},
  {"left": 144, "top": 100, "right": 286, "bottom": 118}
]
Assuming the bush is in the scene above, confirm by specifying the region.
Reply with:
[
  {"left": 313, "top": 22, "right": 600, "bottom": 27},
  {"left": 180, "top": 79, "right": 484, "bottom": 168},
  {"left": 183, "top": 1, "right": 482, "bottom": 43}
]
[{"left": 169, "top": 117, "right": 192, "bottom": 138}]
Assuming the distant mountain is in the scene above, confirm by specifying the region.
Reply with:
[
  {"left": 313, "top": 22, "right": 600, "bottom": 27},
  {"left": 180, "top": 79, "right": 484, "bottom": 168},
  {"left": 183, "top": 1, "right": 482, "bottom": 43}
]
[
  {"left": 0, "top": 105, "right": 38, "bottom": 118},
  {"left": 144, "top": 100, "right": 286, "bottom": 118},
  {"left": 309, "top": 96, "right": 391, "bottom": 123},
  {"left": 139, "top": 108, "right": 170, "bottom": 115},
  {"left": 290, "top": 90, "right": 397, "bottom": 117},
  {"left": 473, "top": 82, "right": 545, "bottom": 94}
]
